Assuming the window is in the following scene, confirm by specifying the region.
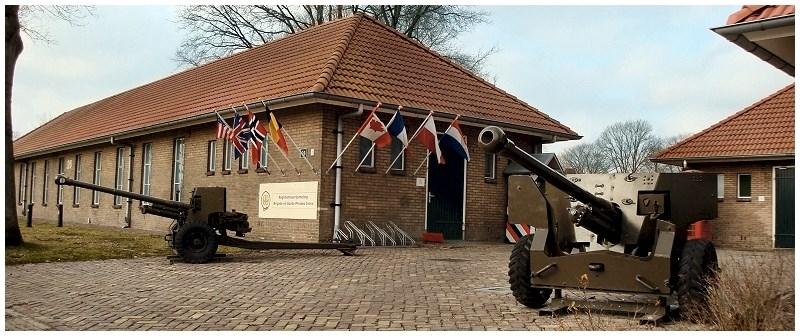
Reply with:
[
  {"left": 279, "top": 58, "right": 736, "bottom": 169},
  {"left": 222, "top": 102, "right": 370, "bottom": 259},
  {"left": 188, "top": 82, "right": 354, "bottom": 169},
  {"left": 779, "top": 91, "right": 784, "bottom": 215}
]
[
  {"left": 42, "top": 160, "right": 49, "bottom": 205},
  {"left": 239, "top": 147, "right": 249, "bottom": 170},
  {"left": 171, "top": 138, "right": 185, "bottom": 201},
  {"left": 30, "top": 161, "right": 36, "bottom": 204},
  {"left": 114, "top": 147, "right": 126, "bottom": 206},
  {"left": 141, "top": 143, "right": 153, "bottom": 202},
  {"left": 207, "top": 140, "right": 216, "bottom": 173},
  {"left": 223, "top": 139, "right": 232, "bottom": 171},
  {"left": 73, "top": 155, "right": 82, "bottom": 206},
  {"left": 390, "top": 138, "right": 404, "bottom": 171},
  {"left": 358, "top": 137, "right": 374, "bottom": 168},
  {"left": 737, "top": 173, "right": 752, "bottom": 199},
  {"left": 716, "top": 174, "right": 725, "bottom": 200},
  {"left": 258, "top": 142, "right": 268, "bottom": 169},
  {"left": 484, "top": 153, "right": 496, "bottom": 180},
  {"left": 18, "top": 163, "right": 27, "bottom": 205},
  {"left": 92, "top": 152, "right": 102, "bottom": 205},
  {"left": 57, "top": 158, "right": 64, "bottom": 204}
]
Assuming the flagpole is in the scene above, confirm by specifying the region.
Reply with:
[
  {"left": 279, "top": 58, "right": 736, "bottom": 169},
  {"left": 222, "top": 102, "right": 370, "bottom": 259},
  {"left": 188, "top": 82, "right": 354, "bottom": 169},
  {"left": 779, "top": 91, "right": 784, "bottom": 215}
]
[
  {"left": 266, "top": 150, "right": 285, "bottom": 176},
  {"left": 412, "top": 115, "right": 461, "bottom": 176},
  {"left": 384, "top": 111, "right": 433, "bottom": 174},
  {"left": 275, "top": 141, "right": 301, "bottom": 175},
  {"left": 282, "top": 130, "right": 318, "bottom": 175},
  {"left": 325, "top": 103, "right": 381, "bottom": 174},
  {"left": 354, "top": 110, "right": 398, "bottom": 174}
]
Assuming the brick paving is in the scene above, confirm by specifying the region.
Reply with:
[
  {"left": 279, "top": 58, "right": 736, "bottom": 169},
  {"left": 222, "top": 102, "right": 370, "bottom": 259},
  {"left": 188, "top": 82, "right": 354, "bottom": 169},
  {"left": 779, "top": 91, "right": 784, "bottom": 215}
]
[{"left": 4, "top": 243, "right": 793, "bottom": 331}]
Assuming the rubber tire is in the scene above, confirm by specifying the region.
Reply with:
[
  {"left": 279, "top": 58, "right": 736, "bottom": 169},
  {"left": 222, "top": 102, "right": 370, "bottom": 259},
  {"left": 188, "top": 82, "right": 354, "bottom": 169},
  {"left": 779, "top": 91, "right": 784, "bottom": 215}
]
[
  {"left": 509, "top": 234, "right": 553, "bottom": 308},
  {"left": 676, "top": 239, "right": 719, "bottom": 316},
  {"left": 174, "top": 221, "right": 219, "bottom": 264}
]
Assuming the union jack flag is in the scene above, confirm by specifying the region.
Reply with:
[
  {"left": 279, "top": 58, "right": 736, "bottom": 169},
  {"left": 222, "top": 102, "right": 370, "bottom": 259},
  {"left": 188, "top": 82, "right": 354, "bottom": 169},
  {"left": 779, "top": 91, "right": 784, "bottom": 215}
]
[{"left": 230, "top": 111, "right": 250, "bottom": 159}]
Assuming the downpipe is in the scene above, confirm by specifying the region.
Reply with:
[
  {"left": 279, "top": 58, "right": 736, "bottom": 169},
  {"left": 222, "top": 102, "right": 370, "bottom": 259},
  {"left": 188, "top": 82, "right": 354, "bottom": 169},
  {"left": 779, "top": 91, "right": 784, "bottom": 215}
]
[{"left": 334, "top": 107, "right": 363, "bottom": 239}]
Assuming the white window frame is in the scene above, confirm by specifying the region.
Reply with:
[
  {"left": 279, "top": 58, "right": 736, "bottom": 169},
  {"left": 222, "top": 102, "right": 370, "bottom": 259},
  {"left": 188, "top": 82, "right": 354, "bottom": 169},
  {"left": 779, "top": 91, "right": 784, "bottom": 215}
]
[
  {"left": 484, "top": 153, "right": 497, "bottom": 180},
  {"left": 19, "top": 163, "right": 27, "bottom": 205},
  {"left": 737, "top": 173, "right": 752, "bottom": 199},
  {"left": 141, "top": 143, "right": 152, "bottom": 204},
  {"left": 223, "top": 139, "right": 232, "bottom": 171},
  {"left": 73, "top": 155, "right": 82, "bottom": 206},
  {"left": 358, "top": 138, "right": 375, "bottom": 168},
  {"left": 390, "top": 139, "right": 404, "bottom": 171},
  {"left": 57, "top": 158, "right": 64, "bottom": 204},
  {"left": 259, "top": 141, "right": 268, "bottom": 169},
  {"left": 42, "top": 160, "right": 49, "bottom": 205},
  {"left": 239, "top": 147, "right": 249, "bottom": 170},
  {"left": 716, "top": 174, "right": 724, "bottom": 200},
  {"left": 172, "top": 138, "right": 185, "bottom": 201},
  {"left": 92, "top": 152, "right": 102, "bottom": 205},
  {"left": 30, "top": 161, "right": 37, "bottom": 205},
  {"left": 207, "top": 140, "right": 216, "bottom": 172},
  {"left": 114, "top": 147, "right": 127, "bottom": 206}
]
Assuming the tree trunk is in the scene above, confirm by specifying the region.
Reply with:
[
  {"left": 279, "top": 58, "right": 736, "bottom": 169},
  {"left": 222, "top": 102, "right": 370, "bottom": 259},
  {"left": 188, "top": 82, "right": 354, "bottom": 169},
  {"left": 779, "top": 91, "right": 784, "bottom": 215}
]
[{"left": 5, "top": 5, "right": 24, "bottom": 246}]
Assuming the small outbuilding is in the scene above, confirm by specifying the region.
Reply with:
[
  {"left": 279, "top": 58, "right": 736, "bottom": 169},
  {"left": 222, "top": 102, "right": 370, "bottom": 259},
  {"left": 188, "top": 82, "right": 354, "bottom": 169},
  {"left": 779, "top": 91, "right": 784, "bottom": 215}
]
[{"left": 13, "top": 14, "right": 579, "bottom": 242}]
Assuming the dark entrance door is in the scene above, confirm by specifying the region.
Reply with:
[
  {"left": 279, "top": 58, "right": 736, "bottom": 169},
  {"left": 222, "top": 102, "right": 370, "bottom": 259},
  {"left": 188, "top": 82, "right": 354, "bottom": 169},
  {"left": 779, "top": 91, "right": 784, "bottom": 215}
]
[
  {"left": 426, "top": 149, "right": 465, "bottom": 240},
  {"left": 774, "top": 167, "right": 794, "bottom": 248}
]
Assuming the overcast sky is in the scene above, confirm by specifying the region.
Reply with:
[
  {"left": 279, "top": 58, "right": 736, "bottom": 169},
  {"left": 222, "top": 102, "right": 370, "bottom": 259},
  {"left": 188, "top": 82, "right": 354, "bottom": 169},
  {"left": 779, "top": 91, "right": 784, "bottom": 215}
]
[{"left": 11, "top": 5, "right": 793, "bottom": 153}]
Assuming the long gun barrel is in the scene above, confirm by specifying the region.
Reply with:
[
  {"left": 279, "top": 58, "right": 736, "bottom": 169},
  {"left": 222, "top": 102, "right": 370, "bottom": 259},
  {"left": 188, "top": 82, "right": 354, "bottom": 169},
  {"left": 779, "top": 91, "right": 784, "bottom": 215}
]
[
  {"left": 478, "top": 126, "right": 623, "bottom": 243},
  {"left": 55, "top": 175, "right": 191, "bottom": 210}
]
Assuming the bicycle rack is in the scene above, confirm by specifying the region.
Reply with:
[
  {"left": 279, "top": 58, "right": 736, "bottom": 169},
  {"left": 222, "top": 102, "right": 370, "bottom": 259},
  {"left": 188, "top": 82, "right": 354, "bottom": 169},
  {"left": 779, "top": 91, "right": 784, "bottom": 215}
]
[
  {"left": 367, "top": 221, "right": 396, "bottom": 246},
  {"left": 344, "top": 220, "right": 375, "bottom": 246},
  {"left": 387, "top": 221, "right": 416, "bottom": 246}
]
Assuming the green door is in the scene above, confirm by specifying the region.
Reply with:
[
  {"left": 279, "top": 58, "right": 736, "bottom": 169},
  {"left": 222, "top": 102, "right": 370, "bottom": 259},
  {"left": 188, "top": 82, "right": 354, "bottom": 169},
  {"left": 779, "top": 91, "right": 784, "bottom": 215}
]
[
  {"left": 774, "top": 167, "right": 794, "bottom": 248},
  {"left": 426, "top": 149, "right": 465, "bottom": 240}
]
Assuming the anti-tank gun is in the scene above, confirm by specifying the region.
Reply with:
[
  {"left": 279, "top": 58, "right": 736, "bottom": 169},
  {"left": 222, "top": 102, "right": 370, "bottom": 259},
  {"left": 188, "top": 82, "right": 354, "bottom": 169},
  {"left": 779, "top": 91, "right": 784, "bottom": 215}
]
[
  {"left": 478, "top": 126, "right": 719, "bottom": 321},
  {"left": 55, "top": 176, "right": 357, "bottom": 263}
]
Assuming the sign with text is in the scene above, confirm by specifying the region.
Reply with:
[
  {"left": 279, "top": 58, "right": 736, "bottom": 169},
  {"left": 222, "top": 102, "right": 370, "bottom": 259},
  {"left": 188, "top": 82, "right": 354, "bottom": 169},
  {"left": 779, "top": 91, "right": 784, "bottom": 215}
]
[{"left": 258, "top": 182, "right": 318, "bottom": 219}]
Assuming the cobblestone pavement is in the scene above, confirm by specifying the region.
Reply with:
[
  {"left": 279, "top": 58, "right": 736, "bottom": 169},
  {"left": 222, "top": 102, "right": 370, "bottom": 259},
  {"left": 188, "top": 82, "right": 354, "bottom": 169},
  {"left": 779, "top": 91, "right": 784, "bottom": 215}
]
[{"left": 5, "top": 243, "right": 794, "bottom": 331}]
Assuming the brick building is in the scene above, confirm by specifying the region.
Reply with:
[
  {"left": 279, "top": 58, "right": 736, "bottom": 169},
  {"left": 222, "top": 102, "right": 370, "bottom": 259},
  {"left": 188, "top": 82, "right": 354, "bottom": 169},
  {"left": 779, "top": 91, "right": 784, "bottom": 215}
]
[
  {"left": 653, "top": 6, "right": 795, "bottom": 250},
  {"left": 13, "top": 14, "right": 579, "bottom": 243}
]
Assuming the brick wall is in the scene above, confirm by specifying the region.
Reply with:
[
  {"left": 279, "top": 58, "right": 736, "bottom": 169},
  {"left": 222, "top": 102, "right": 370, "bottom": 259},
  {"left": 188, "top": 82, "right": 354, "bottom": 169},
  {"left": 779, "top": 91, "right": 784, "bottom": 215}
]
[{"left": 688, "top": 160, "right": 793, "bottom": 250}]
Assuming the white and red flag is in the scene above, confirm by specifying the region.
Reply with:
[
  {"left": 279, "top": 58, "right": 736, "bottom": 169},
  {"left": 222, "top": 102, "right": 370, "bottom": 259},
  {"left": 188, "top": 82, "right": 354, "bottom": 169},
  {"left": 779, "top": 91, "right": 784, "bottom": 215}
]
[
  {"left": 417, "top": 116, "right": 444, "bottom": 164},
  {"left": 357, "top": 108, "right": 391, "bottom": 148}
]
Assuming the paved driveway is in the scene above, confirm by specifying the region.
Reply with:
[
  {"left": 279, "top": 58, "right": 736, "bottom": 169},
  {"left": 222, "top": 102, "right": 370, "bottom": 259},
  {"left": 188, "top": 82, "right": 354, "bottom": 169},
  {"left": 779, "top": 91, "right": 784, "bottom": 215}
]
[{"left": 4, "top": 243, "right": 792, "bottom": 331}]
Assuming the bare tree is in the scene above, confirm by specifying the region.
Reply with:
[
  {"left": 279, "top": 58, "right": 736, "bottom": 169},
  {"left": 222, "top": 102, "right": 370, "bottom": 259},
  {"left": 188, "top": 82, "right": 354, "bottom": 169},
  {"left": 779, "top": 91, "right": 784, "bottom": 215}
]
[
  {"left": 559, "top": 142, "right": 610, "bottom": 174},
  {"left": 647, "top": 133, "right": 692, "bottom": 173},
  {"left": 595, "top": 120, "right": 661, "bottom": 174},
  {"left": 175, "top": 5, "right": 494, "bottom": 76},
  {"left": 5, "top": 5, "right": 94, "bottom": 246}
]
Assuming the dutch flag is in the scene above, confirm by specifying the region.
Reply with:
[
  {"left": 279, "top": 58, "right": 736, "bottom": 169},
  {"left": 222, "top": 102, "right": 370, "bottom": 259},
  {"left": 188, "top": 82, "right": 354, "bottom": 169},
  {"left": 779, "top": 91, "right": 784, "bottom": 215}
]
[{"left": 440, "top": 119, "right": 470, "bottom": 162}]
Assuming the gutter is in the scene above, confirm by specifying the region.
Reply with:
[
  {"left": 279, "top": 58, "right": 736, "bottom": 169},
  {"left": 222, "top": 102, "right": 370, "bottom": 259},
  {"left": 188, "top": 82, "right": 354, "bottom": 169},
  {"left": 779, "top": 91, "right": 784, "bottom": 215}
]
[
  {"left": 651, "top": 153, "right": 795, "bottom": 165},
  {"left": 711, "top": 15, "right": 795, "bottom": 76}
]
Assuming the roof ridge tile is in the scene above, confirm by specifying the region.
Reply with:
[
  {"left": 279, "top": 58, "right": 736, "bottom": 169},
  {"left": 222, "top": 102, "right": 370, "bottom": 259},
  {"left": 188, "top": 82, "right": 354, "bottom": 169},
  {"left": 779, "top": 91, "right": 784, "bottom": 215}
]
[{"left": 310, "top": 15, "right": 363, "bottom": 92}]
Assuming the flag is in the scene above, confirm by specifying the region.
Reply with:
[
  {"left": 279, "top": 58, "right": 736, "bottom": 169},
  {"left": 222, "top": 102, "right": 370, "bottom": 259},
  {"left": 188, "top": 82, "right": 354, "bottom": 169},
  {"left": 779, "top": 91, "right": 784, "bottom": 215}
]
[
  {"left": 386, "top": 108, "right": 408, "bottom": 147},
  {"left": 247, "top": 109, "right": 268, "bottom": 166},
  {"left": 357, "top": 109, "right": 391, "bottom": 148},
  {"left": 440, "top": 119, "right": 470, "bottom": 161},
  {"left": 417, "top": 116, "right": 444, "bottom": 164},
  {"left": 268, "top": 112, "right": 289, "bottom": 156},
  {"left": 216, "top": 112, "right": 231, "bottom": 139},
  {"left": 230, "top": 112, "right": 249, "bottom": 159}
]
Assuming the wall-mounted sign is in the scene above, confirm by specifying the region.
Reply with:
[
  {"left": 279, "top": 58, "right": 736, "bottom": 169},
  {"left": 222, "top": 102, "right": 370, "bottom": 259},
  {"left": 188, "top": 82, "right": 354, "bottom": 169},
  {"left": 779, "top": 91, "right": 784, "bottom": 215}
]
[{"left": 258, "top": 181, "right": 318, "bottom": 219}]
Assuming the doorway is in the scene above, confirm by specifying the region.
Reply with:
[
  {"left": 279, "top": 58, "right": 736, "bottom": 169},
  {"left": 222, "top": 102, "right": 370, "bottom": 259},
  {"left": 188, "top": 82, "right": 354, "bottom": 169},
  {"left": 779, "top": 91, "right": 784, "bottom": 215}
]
[
  {"left": 774, "top": 166, "right": 794, "bottom": 248},
  {"left": 425, "top": 149, "right": 465, "bottom": 240}
]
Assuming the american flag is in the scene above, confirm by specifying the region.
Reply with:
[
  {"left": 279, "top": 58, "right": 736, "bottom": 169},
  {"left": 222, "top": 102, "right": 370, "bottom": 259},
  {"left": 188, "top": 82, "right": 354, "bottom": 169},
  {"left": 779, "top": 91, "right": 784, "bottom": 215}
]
[{"left": 216, "top": 112, "right": 231, "bottom": 139}]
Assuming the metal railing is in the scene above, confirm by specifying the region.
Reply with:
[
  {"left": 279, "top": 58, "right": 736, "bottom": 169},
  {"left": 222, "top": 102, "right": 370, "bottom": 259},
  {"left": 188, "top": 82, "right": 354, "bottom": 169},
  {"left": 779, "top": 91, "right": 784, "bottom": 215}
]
[{"left": 334, "top": 220, "right": 416, "bottom": 247}]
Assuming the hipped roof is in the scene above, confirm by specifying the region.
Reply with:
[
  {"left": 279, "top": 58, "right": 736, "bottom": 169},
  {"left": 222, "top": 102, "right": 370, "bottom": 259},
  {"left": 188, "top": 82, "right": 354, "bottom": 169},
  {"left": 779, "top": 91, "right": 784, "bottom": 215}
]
[{"left": 14, "top": 14, "right": 577, "bottom": 158}]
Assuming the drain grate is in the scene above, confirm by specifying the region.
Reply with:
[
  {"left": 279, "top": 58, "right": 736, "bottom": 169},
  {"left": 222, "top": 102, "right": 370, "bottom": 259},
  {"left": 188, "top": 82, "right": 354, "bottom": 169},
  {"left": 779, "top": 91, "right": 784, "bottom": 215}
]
[
  {"left": 428, "top": 258, "right": 471, "bottom": 262},
  {"left": 475, "top": 286, "right": 512, "bottom": 294}
]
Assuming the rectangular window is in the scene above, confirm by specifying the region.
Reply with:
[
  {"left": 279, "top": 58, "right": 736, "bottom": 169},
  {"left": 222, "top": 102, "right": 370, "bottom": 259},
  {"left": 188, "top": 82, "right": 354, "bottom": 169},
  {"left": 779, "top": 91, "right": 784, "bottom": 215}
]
[
  {"left": 92, "top": 152, "right": 102, "bottom": 205},
  {"left": 259, "top": 142, "right": 268, "bottom": 169},
  {"left": 390, "top": 139, "right": 404, "bottom": 171},
  {"left": 207, "top": 140, "right": 216, "bottom": 172},
  {"left": 737, "top": 173, "right": 752, "bottom": 199},
  {"left": 57, "top": 158, "right": 64, "bottom": 204},
  {"left": 42, "top": 160, "right": 49, "bottom": 205},
  {"left": 18, "top": 163, "right": 27, "bottom": 205},
  {"left": 716, "top": 174, "right": 725, "bottom": 200},
  {"left": 73, "top": 155, "right": 82, "bottom": 206},
  {"left": 141, "top": 143, "right": 152, "bottom": 203},
  {"left": 484, "top": 153, "right": 496, "bottom": 179},
  {"left": 114, "top": 147, "right": 126, "bottom": 206},
  {"left": 358, "top": 137, "right": 374, "bottom": 168},
  {"left": 223, "top": 139, "right": 232, "bottom": 171},
  {"left": 239, "top": 147, "right": 249, "bottom": 170},
  {"left": 30, "top": 161, "right": 37, "bottom": 204},
  {"left": 171, "top": 138, "right": 185, "bottom": 201}
]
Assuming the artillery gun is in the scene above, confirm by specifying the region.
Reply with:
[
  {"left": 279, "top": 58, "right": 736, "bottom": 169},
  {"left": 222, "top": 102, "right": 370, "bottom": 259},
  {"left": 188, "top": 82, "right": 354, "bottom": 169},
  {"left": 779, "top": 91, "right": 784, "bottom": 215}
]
[
  {"left": 54, "top": 176, "right": 357, "bottom": 263},
  {"left": 478, "top": 126, "right": 719, "bottom": 321}
]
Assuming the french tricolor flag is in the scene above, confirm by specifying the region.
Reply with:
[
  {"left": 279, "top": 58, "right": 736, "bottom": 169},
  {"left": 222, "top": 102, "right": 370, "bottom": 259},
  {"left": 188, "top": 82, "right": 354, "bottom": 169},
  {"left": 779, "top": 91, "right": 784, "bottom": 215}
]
[{"left": 440, "top": 119, "right": 470, "bottom": 162}]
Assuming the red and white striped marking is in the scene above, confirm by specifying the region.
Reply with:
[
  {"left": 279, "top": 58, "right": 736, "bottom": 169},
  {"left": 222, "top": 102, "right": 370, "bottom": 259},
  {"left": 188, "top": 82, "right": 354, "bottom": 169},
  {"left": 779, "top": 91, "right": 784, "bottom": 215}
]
[{"left": 505, "top": 223, "right": 533, "bottom": 243}]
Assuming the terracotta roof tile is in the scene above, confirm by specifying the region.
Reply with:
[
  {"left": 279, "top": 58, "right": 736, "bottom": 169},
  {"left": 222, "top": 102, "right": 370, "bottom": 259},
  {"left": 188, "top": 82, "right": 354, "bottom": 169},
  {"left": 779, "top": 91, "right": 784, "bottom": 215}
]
[
  {"left": 726, "top": 5, "right": 795, "bottom": 25},
  {"left": 14, "top": 14, "right": 576, "bottom": 157},
  {"left": 654, "top": 84, "right": 794, "bottom": 161}
]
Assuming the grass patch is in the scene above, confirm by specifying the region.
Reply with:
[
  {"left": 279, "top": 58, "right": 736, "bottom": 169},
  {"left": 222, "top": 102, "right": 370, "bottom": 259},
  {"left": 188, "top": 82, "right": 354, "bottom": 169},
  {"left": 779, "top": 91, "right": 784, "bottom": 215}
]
[{"left": 6, "top": 222, "right": 243, "bottom": 265}]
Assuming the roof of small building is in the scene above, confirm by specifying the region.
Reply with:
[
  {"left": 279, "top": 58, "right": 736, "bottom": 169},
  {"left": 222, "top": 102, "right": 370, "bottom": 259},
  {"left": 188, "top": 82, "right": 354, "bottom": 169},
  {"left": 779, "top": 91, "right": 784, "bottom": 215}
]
[
  {"left": 726, "top": 5, "right": 795, "bottom": 25},
  {"left": 653, "top": 84, "right": 794, "bottom": 162},
  {"left": 13, "top": 14, "right": 577, "bottom": 157}
]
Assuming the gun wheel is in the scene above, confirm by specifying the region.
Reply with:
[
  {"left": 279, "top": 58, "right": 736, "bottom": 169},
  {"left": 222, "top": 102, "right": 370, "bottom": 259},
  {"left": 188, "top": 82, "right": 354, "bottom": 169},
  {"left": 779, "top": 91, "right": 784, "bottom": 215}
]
[
  {"left": 174, "top": 221, "right": 219, "bottom": 264},
  {"left": 676, "top": 239, "right": 719, "bottom": 317},
  {"left": 509, "top": 234, "right": 552, "bottom": 308}
]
